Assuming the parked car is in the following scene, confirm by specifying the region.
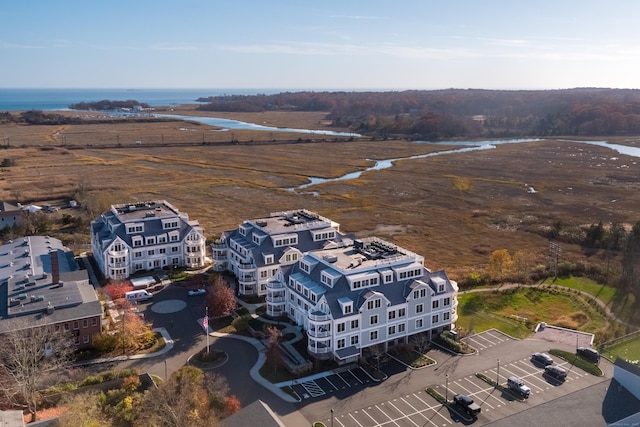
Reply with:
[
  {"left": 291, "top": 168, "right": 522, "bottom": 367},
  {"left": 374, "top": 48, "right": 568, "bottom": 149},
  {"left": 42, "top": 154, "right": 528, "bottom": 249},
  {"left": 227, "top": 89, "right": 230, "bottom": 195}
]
[
  {"left": 188, "top": 288, "right": 206, "bottom": 296},
  {"left": 453, "top": 394, "right": 481, "bottom": 417},
  {"left": 507, "top": 376, "right": 531, "bottom": 398},
  {"left": 577, "top": 347, "right": 600, "bottom": 364},
  {"left": 544, "top": 365, "right": 567, "bottom": 381},
  {"left": 531, "top": 352, "right": 554, "bottom": 366}
]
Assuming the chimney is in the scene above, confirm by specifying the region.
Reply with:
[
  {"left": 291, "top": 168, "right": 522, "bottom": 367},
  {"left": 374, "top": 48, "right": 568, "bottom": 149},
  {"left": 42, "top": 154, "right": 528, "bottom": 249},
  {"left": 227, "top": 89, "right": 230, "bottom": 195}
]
[{"left": 50, "top": 250, "right": 60, "bottom": 285}]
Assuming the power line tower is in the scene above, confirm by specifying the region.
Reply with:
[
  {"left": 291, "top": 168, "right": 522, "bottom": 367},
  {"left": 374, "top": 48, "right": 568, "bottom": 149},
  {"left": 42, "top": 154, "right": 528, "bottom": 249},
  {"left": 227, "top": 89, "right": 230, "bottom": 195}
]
[{"left": 549, "top": 241, "right": 562, "bottom": 278}]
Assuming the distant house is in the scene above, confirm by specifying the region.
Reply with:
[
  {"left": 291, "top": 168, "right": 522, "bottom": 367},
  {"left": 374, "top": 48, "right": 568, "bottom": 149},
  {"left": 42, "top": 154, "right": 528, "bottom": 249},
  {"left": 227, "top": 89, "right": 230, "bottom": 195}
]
[
  {"left": 91, "top": 200, "right": 207, "bottom": 280},
  {"left": 0, "top": 201, "right": 23, "bottom": 230},
  {"left": 0, "top": 236, "right": 102, "bottom": 349}
]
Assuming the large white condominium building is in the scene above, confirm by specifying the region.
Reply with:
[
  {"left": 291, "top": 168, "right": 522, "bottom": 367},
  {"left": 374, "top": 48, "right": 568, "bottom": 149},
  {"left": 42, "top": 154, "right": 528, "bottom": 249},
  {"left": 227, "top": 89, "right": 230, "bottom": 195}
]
[
  {"left": 212, "top": 209, "right": 353, "bottom": 296},
  {"left": 91, "top": 200, "right": 206, "bottom": 280},
  {"left": 266, "top": 237, "right": 458, "bottom": 364}
]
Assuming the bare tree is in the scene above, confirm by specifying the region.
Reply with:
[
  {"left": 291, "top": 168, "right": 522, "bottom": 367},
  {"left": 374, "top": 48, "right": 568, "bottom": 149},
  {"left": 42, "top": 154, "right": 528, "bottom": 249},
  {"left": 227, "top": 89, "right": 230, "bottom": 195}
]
[
  {"left": 0, "top": 319, "right": 75, "bottom": 422},
  {"left": 409, "top": 332, "right": 431, "bottom": 354}
]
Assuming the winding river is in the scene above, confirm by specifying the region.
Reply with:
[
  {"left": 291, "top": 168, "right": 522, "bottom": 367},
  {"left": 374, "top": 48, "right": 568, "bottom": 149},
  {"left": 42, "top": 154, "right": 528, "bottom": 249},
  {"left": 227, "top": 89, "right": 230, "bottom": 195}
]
[
  {"left": 156, "top": 113, "right": 361, "bottom": 137},
  {"left": 290, "top": 138, "right": 640, "bottom": 192},
  {"left": 164, "top": 113, "right": 640, "bottom": 193}
]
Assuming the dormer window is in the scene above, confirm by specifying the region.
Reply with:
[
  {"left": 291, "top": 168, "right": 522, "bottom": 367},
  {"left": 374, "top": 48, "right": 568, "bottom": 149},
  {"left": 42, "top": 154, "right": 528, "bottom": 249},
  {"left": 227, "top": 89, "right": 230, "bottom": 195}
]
[
  {"left": 162, "top": 220, "right": 179, "bottom": 230},
  {"left": 338, "top": 297, "right": 353, "bottom": 315},
  {"left": 264, "top": 254, "right": 274, "bottom": 264},
  {"left": 300, "top": 261, "right": 311, "bottom": 274}
]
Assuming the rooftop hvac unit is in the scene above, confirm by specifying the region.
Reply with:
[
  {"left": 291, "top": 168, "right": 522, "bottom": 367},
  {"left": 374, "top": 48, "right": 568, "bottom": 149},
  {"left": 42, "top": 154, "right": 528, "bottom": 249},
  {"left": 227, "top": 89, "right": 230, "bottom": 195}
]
[{"left": 46, "top": 303, "right": 54, "bottom": 315}]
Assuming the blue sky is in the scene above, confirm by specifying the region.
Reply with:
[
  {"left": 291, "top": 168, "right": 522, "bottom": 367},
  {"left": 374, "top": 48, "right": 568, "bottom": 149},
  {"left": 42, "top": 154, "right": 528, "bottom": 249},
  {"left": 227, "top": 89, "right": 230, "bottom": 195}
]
[{"left": 2, "top": 1, "right": 640, "bottom": 90}]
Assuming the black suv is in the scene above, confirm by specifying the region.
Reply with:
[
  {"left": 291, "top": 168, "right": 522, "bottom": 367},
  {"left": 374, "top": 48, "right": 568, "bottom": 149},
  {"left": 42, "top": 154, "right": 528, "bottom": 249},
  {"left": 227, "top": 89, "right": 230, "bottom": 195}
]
[
  {"left": 544, "top": 365, "right": 567, "bottom": 381},
  {"left": 577, "top": 347, "right": 600, "bottom": 364}
]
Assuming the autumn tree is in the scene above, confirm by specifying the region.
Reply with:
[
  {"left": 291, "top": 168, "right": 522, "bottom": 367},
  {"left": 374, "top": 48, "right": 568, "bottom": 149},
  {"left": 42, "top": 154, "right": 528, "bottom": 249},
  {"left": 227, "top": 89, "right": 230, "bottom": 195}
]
[
  {"left": 488, "top": 249, "right": 514, "bottom": 282},
  {"left": 117, "top": 301, "right": 154, "bottom": 354},
  {"left": 205, "top": 274, "right": 236, "bottom": 318},
  {"left": 58, "top": 391, "right": 110, "bottom": 427},
  {"left": 264, "top": 326, "right": 283, "bottom": 374},
  {"left": 0, "top": 319, "right": 75, "bottom": 422},
  {"left": 137, "top": 366, "right": 220, "bottom": 427}
]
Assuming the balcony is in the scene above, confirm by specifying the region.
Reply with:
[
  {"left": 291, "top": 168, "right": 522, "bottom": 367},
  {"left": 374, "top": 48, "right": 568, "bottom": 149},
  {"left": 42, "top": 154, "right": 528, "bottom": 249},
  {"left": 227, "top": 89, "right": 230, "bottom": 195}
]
[
  {"left": 307, "top": 341, "right": 332, "bottom": 359},
  {"left": 266, "top": 306, "right": 285, "bottom": 317},
  {"left": 108, "top": 248, "right": 128, "bottom": 257},
  {"left": 266, "top": 294, "right": 285, "bottom": 304},
  {"left": 212, "top": 242, "right": 226, "bottom": 249},
  {"left": 308, "top": 328, "right": 331, "bottom": 338},
  {"left": 308, "top": 311, "right": 330, "bottom": 322},
  {"left": 266, "top": 281, "right": 285, "bottom": 291},
  {"left": 108, "top": 261, "right": 128, "bottom": 268}
]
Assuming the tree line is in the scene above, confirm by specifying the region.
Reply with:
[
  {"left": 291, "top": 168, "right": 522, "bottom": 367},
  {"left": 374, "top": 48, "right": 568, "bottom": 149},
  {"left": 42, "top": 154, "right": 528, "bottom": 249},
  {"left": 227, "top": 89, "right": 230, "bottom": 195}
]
[{"left": 196, "top": 88, "right": 640, "bottom": 139}]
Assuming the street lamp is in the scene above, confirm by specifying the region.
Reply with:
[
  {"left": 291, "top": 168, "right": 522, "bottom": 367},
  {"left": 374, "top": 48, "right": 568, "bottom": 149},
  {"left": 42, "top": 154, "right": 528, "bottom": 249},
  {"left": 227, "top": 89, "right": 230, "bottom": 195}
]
[
  {"left": 496, "top": 359, "right": 500, "bottom": 387},
  {"left": 121, "top": 310, "right": 126, "bottom": 356},
  {"left": 445, "top": 374, "right": 449, "bottom": 403},
  {"left": 330, "top": 408, "right": 334, "bottom": 427}
]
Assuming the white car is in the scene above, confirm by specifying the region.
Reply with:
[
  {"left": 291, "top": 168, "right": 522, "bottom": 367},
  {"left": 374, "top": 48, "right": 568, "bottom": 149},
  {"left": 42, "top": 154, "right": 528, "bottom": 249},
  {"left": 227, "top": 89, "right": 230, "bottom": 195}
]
[{"left": 188, "top": 288, "right": 206, "bottom": 296}]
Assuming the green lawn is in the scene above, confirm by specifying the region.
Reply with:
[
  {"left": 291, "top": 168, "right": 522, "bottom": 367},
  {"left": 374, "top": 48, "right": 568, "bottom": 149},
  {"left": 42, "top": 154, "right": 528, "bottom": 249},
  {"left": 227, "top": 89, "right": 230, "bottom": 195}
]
[
  {"left": 457, "top": 286, "right": 609, "bottom": 336},
  {"left": 602, "top": 335, "right": 640, "bottom": 363},
  {"left": 541, "top": 276, "right": 616, "bottom": 305}
]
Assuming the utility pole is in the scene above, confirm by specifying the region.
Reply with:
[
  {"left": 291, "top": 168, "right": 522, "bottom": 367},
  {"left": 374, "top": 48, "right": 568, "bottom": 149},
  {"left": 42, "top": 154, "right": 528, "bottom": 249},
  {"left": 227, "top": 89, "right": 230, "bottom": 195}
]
[
  {"left": 445, "top": 374, "right": 449, "bottom": 402},
  {"left": 549, "top": 241, "right": 562, "bottom": 278}
]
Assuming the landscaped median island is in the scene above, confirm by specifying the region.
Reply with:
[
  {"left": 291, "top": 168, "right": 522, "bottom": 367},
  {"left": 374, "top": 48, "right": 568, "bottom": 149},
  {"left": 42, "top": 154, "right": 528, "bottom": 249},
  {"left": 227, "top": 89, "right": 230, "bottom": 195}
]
[
  {"left": 425, "top": 387, "right": 477, "bottom": 422},
  {"left": 548, "top": 349, "right": 604, "bottom": 376},
  {"left": 475, "top": 372, "right": 527, "bottom": 401},
  {"left": 188, "top": 348, "right": 228, "bottom": 369}
]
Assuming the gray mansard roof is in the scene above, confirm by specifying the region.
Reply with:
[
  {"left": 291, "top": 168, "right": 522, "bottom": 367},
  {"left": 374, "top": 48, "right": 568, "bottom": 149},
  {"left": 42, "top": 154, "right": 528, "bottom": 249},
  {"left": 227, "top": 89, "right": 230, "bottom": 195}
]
[
  {"left": 0, "top": 236, "right": 100, "bottom": 333},
  {"left": 92, "top": 200, "right": 202, "bottom": 251},
  {"left": 221, "top": 209, "right": 354, "bottom": 269}
]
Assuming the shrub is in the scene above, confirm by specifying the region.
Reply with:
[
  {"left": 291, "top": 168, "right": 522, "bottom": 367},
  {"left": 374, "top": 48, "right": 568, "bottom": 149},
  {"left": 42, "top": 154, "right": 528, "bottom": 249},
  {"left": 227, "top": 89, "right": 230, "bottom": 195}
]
[
  {"left": 231, "top": 314, "right": 252, "bottom": 332},
  {"left": 91, "top": 333, "right": 119, "bottom": 353}
]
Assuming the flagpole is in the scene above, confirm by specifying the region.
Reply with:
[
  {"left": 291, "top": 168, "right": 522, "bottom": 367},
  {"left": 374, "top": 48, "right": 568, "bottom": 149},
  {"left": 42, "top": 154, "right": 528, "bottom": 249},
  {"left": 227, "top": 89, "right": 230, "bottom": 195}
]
[{"left": 205, "top": 306, "right": 209, "bottom": 353}]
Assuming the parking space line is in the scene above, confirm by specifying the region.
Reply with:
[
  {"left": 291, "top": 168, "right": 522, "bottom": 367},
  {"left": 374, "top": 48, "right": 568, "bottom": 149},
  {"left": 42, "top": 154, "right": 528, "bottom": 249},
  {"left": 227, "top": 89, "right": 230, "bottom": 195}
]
[
  {"left": 300, "top": 380, "right": 326, "bottom": 397},
  {"left": 400, "top": 396, "right": 438, "bottom": 426},
  {"left": 375, "top": 404, "right": 400, "bottom": 427},
  {"left": 412, "top": 392, "right": 452, "bottom": 424},
  {"left": 335, "top": 372, "right": 351, "bottom": 387},
  {"left": 346, "top": 369, "right": 364, "bottom": 384},
  {"left": 387, "top": 400, "right": 420, "bottom": 427},
  {"left": 362, "top": 407, "right": 383, "bottom": 426},
  {"left": 324, "top": 375, "right": 340, "bottom": 391},
  {"left": 348, "top": 413, "right": 364, "bottom": 427}
]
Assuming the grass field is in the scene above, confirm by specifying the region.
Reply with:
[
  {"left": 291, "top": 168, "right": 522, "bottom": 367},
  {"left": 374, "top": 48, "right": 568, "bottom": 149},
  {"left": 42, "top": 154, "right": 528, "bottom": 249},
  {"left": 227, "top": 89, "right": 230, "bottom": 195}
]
[{"left": 457, "top": 286, "right": 610, "bottom": 338}]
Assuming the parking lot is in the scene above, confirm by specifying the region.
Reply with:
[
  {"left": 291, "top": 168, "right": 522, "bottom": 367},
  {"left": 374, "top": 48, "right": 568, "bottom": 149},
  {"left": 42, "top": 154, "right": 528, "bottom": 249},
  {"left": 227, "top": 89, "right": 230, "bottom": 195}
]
[
  {"left": 289, "top": 366, "right": 378, "bottom": 400},
  {"left": 308, "top": 330, "right": 609, "bottom": 427}
]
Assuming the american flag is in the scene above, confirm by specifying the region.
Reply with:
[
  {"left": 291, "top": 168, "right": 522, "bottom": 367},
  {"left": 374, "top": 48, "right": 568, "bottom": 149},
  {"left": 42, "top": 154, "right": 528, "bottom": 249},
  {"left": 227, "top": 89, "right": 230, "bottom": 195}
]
[{"left": 203, "top": 315, "right": 208, "bottom": 331}]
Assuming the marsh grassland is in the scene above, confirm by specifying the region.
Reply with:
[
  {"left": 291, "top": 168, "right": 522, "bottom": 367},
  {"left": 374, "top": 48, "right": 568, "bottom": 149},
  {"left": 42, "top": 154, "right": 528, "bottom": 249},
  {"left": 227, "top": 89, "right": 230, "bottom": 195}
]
[{"left": 2, "top": 110, "right": 640, "bottom": 283}]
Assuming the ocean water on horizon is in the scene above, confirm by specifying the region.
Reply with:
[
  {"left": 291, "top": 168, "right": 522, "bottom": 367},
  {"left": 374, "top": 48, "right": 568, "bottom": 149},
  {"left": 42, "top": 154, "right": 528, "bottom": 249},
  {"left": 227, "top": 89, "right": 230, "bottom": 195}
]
[{"left": 0, "top": 88, "right": 281, "bottom": 112}]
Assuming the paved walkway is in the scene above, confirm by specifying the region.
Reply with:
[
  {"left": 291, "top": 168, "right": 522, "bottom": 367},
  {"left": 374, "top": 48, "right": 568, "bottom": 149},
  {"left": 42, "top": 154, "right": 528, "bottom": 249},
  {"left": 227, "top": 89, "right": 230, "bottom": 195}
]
[{"left": 74, "top": 327, "right": 174, "bottom": 366}]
